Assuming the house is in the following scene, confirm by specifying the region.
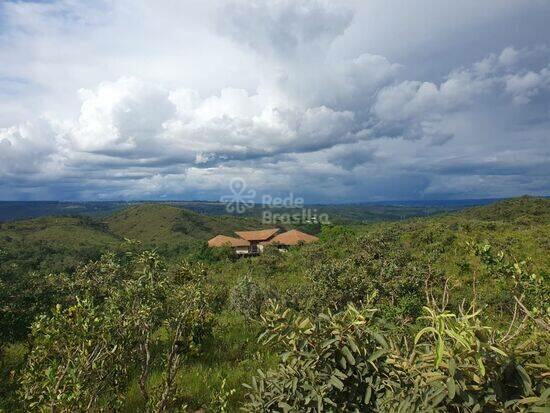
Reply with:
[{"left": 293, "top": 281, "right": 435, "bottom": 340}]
[
  {"left": 207, "top": 235, "right": 250, "bottom": 255},
  {"left": 261, "top": 229, "right": 319, "bottom": 250},
  {"left": 234, "top": 228, "right": 281, "bottom": 253},
  {"left": 207, "top": 228, "right": 318, "bottom": 255}
]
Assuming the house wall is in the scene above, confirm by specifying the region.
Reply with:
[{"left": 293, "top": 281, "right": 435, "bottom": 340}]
[{"left": 235, "top": 246, "right": 249, "bottom": 255}]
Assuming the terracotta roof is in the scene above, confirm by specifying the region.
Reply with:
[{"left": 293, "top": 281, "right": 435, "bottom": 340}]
[
  {"left": 263, "top": 229, "right": 318, "bottom": 246},
  {"left": 234, "top": 228, "right": 280, "bottom": 241},
  {"left": 208, "top": 235, "right": 250, "bottom": 247}
]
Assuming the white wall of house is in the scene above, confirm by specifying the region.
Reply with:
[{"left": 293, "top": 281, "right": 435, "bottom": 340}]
[{"left": 235, "top": 246, "right": 249, "bottom": 255}]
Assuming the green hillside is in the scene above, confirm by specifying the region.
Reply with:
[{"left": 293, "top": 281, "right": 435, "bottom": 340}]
[
  {"left": 0, "top": 216, "right": 120, "bottom": 274},
  {"left": 0, "top": 204, "right": 271, "bottom": 272},
  {"left": 0, "top": 216, "right": 118, "bottom": 249},
  {"left": 105, "top": 204, "right": 269, "bottom": 252},
  {"left": 458, "top": 195, "right": 550, "bottom": 222},
  {"left": 1, "top": 197, "right": 548, "bottom": 412}
]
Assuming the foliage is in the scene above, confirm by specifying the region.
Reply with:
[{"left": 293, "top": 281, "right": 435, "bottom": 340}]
[
  {"left": 302, "top": 233, "right": 425, "bottom": 322},
  {"left": 19, "top": 299, "right": 128, "bottom": 412},
  {"left": 17, "top": 251, "right": 215, "bottom": 412},
  {"left": 243, "top": 300, "right": 392, "bottom": 412},
  {"left": 210, "top": 378, "right": 236, "bottom": 413},
  {"left": 243, "top": 301, "right": 550, "bottom": 412},
  {"left": 1, "top": 196, "right": 549, "bottom": 411},
  {"left": 229, "top": 275, "right": 268, "bottom": 319},
  {"left": 255, "top": 245, "right": 285, "bottom": 277},
  {"left": 469, "top": 241, "right": 549, "bottom": 318}
]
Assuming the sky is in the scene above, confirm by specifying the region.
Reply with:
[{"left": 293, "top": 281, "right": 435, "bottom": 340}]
[{"left": 0, "top": 0, "right": 549, "bottom": 202}]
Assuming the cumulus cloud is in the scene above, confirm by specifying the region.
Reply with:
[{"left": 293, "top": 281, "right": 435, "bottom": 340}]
[
  {"left": 0, "top": 0, "right": 549, "bottom": 201},
  {"left": 0, "top": 119, "right": 64, "bottom": 176},
  {"left": 505, "top": 67, "right": 550, "bottom": 104},
  {"left": 218, "top": 0, "right": 353, "bottom": 59},
  {"left": 72, "top": 78, "right": 176, "bottom": 154}
]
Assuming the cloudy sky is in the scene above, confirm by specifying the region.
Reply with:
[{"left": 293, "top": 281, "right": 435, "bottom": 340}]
[{"left": 1, "top": 0, "right": 549, "bottom": 202}]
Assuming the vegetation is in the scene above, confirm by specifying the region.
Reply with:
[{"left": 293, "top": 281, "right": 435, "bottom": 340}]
[{"left": 0, "top": 196, "right": 548, "bottom": 411}]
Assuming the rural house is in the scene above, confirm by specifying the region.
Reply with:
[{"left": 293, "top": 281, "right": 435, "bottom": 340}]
[{"left": 208, "top": 228, "right": 318, "bottom": 255}]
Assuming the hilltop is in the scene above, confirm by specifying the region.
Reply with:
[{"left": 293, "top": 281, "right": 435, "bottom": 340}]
[
  {"left": 104, "top": 204, "right": 268, "bottom": 252},
  {"left": 0, "top": 204, "right": 270, "bottom": 270},
  {"left": 458, "top": 195, "right": 550, "bottom": 222}
]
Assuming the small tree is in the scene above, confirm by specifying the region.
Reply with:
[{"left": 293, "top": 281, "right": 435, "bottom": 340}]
[
  {"left": 19, "top": 250, "right": 215, "bottom": 413},
  {"left": 229, "top": 276, "right": 267, "bottom": 319},
  {"left": 19, "top": 299, "right": 127, "bottom": 412}
]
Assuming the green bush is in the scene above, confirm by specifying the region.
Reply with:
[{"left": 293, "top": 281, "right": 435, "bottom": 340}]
[
  {"left": 243, "top": 301, "right": 550, "bottom": 412},
  {"left": 229, "top": 276, "right": 268, "bottom": 319}
]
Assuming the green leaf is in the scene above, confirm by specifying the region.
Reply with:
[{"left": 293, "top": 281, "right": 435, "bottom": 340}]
[
  {"left": 435, "top": 335, "right": 444, "bottom": 368},
  {"left": 342, "top": 346, "right": 356, "bottom": 365},
  {"left": 447, "top": 377, "right": 456, "bottom": 400},
  {"left": 370, "top": 331, "right": 388, "bottom": 348},
  {"left": 448, "top": 358, "right": 456, "bottom": 376},
  {"left": 476, "top": 356, "right": 486, "bottom": 377},
  {"left": 278, "top": 401, "right": 292, "bottom": 412},
  {"left": 516, "top": 365, "right": 533, "bottom": 395},
  {"left": 367, "top": 349, "right": 386, "bottom": 363},
  {"left": 329, "top": 375, "right": 344, "bottom": 390},
  {"left": 489, "top": 345, "right": 508, "bottom": 357},
  {"left": 414, "top": 327, "right": 439, "bottom": 345},
  {"left": 364, "top": 386, "right": 372, "bottom": 404}
]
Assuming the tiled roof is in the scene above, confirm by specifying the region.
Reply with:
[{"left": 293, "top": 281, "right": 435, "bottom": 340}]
[
  {"left": 208, "top": 235, "right": 250, "bottom": 247},
  {"left": 263, "top": 229, "right": 318, "bottom": 246},
  {"left": 234, "top": 228, "right": 280, "bottom": 241}
]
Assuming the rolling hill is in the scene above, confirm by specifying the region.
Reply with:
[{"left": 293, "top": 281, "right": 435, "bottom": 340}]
[
  {"left": 0, "top": 204, "right": 273, "bottom": 270},
  {"left": 0, "top": 216, "right": 118, "bottom": 249},
  {"left": 104, "top": 204, "right": 269, "bottom": 248},
  {"left": 458, "top": 195, "right": 550, "bottom": 222}
]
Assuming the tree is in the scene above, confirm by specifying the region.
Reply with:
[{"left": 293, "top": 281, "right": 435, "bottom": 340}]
[
  {"left": 19, "top": 299, "right": 127, "bottom": 412},
  {"left": 18, "top": 250, "right": 215, "bottom": 412}
]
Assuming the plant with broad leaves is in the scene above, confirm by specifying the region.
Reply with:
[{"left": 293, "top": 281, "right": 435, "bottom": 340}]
[
  {"left": 393, "top": 305, "right": 550, "bottom": 412},
  {"left": 468, "top": 241, "right": 549, "bottom": 324},
  {"left": 18, "top": 298, "right": 128, "bottom": 412},
  {"left": 18, "top": 251, "right": 215, "bottom": 413},
  {"left": 242, "top": 299, "right": 395, "bottom": 412},
  {"left": 242, "top": 300, "right": 549, "bottom": 412}
]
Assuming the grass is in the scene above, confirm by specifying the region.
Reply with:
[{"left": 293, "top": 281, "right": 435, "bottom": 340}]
[{"left": 120, "top": 311, "right": 275, "bottom": 412}]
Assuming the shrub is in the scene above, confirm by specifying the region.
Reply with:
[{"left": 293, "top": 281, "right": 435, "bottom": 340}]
[
  {"left": 242, "top": 302, "right": 550, "bottom": 412},
  {"left": 229, "top": 276, "right": 267, "bottom": 319},
  {"left": 18, "top": 251, "right": 215, "bottom": 413},
  {"left": 19, "top": 299, "right": 127, "bottom": 412}
]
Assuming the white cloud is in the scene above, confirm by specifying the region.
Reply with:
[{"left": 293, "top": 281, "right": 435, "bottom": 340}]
[
  {"left": 71, "top": 77, "right": 176, "bottom": 153},
  {"left": 0, "top": 119, "right": 63, "bottom": 176},
  {"left": 0, "top": 0, "right": 549, "bottom": 200},
  {"left": 505, "top": 67, "right": 550, "bottom": 104}
]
